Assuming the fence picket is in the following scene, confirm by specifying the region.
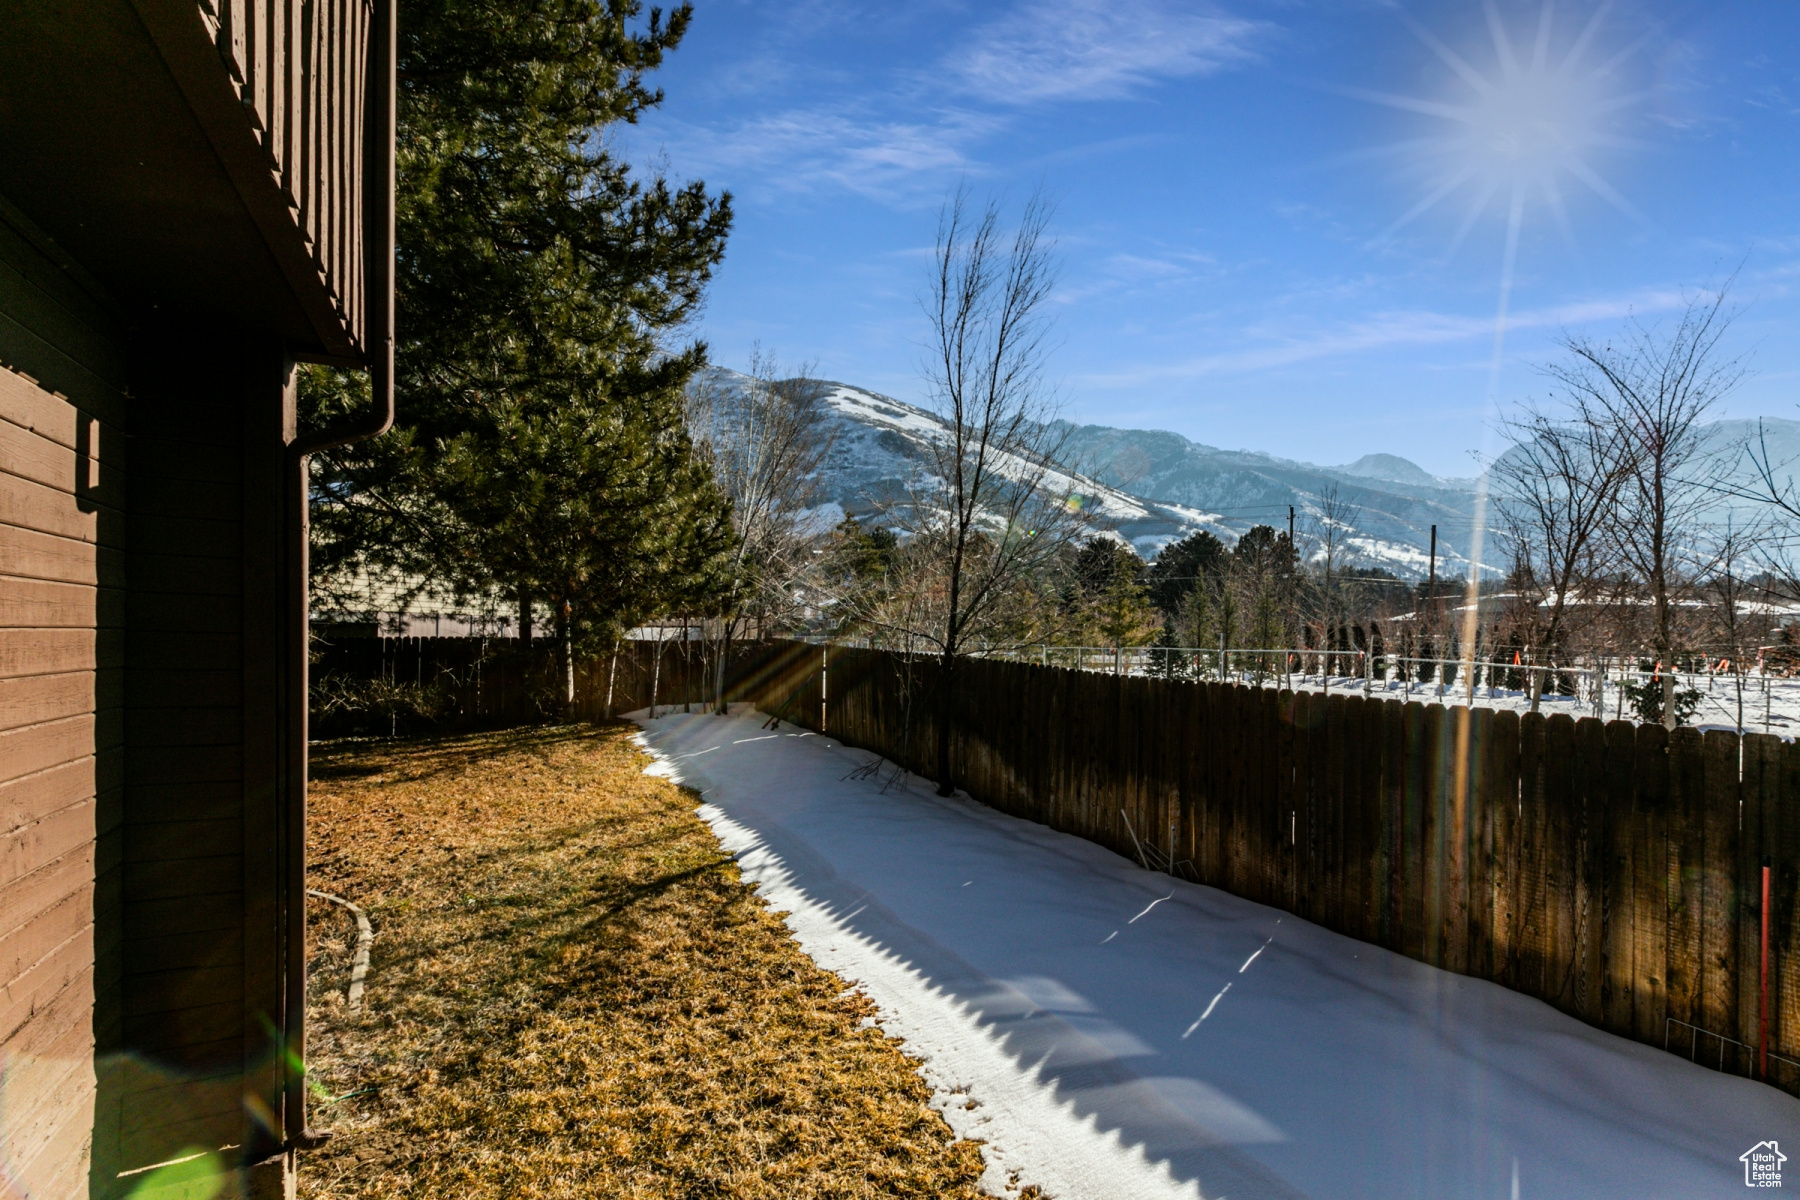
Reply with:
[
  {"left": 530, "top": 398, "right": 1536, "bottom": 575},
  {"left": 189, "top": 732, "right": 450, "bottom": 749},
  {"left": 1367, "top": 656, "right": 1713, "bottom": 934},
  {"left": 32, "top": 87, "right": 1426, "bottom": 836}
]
[
  {"left": 1701, "top": 729, "right": 1743, "bottom": 1074},
  {"left": 1667, "top": 726, "right": 1706, "bottom": 1060}
]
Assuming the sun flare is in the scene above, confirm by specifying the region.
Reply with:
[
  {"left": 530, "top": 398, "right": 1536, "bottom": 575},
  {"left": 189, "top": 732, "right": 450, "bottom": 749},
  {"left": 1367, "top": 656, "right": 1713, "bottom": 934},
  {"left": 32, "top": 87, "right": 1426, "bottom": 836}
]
[{"left": 1365, "top": 1, "right": 1646, "bottom": 255}]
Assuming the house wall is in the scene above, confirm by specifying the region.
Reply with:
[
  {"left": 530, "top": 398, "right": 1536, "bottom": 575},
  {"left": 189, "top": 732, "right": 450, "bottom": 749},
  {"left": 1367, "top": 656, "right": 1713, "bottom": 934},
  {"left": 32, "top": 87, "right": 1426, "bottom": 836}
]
[
  {"left": 1, "top": 199, "right": 305, "bottom": 1198},
  {"left": 106, "top": 339, "right": 301, "bottom": 1192},
  {"left": 0, "top": 200, "right": 128, "bottom": 1200}
]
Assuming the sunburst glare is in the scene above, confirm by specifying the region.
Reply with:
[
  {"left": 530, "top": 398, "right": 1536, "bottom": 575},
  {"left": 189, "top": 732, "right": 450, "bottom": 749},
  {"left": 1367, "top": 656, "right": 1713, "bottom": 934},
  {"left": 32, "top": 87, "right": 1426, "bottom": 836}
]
[
  {"left": 1350, "top": 1, "right": 1655, "bottom": 702},
  {"left": 1363, "top": 1, "right": 1649, "bottom": 258}
]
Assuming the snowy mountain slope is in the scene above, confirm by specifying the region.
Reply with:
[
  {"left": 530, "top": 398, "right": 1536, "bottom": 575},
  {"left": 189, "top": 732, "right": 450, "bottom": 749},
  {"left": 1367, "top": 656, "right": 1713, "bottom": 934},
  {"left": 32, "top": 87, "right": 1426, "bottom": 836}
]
[
  {"left": 1332, "top": 452, "right": 1462, "bottom": 489},
  {"left": 690, "top": 368, "right": 1238, "bottom": 560},
  {"left": 1049, "top": 421, "right": 1490, "bottom": 578},
  {"left": 696, "top": 366, "right": 1475, "bottom": 578},
  {"left": 698, "top": 368, "right": 1797, "bottom": 581},
  {"left": 810, "top": 380, "right": 1239, "bottom": 555}
]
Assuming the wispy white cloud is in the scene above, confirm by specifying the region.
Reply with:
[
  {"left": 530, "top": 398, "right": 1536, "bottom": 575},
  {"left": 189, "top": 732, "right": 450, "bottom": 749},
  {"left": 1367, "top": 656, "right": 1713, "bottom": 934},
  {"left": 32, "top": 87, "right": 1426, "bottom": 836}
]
[
  {"left": 949, "top": 0, "right": 1266, "bottom": 104},
  {"left": 631, "top": 0, "right": 1267, "bottom": 201},
  {"left": 646, "top": 107, "right": 1002, "bottom": 200},
  {"left": 1077, "top": 287, "right": 1691, "bottom": 384}
]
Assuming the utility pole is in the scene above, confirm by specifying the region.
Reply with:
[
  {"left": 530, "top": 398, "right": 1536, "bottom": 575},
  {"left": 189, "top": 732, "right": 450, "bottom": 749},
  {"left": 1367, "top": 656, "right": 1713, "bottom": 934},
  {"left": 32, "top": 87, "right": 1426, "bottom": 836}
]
[
  {"left": 1288, "top": 505, "right": 1295, "bottom": 544},
  {"left": 1426, "top": 525, "right": 1437, "bottom": 614}
]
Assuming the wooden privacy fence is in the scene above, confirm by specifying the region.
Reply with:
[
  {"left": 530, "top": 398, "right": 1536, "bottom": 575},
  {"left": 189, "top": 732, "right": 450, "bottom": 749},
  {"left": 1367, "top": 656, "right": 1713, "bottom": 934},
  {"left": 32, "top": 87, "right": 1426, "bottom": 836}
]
[
  {"left": 310, "top": 636, "right": 827, "bottom": 728},
  {"left": 776, "top": 643, "right": 1800, "bottom": 1095}
]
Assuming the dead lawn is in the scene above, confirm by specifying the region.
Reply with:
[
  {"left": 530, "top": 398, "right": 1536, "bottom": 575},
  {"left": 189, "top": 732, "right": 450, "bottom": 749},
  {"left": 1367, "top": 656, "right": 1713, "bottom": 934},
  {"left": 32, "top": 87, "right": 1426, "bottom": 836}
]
[{"left": 300, "top": 722, "right": 1005, "bottom": 1199}]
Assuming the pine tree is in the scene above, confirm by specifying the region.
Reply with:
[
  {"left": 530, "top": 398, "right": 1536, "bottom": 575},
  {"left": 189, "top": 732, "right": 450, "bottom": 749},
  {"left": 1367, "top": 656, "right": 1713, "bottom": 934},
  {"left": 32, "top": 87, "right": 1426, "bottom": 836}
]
[
  {"left": 434, "top": 369, "right": 732, "bottom": 697},
  {"left": 304, "top": 0, "right": 733, "bottom": 668},
  {"left": 1146, "top": 531, "right": 1226, "bottom": 622},
  {"left": 1094, "top": 566, "right": 1160, "bottom": 661},
  {"left": 1179, "top": 581, "right": 1214, "bottom": 655}
]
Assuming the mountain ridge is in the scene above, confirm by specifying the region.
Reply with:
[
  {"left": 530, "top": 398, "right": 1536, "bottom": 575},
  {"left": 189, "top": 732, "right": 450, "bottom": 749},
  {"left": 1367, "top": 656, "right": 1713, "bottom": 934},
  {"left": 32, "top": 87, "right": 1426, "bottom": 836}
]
[{"left": 697, "top": 368, "right": 1800, "bottom": 583}]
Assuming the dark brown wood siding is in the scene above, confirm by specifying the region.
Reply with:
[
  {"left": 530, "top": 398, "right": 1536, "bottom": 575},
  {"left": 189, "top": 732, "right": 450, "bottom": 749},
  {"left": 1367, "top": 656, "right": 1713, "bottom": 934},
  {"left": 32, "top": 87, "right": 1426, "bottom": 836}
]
[
  {"left": 1, "top": 197, "right": 305, "bottom": 1200},
  {"left": 105, "top": 338, "right": 303, "bottom": 1185},
  {"left": 0, "top": 199, "right": 129, "bottom": 1200}
]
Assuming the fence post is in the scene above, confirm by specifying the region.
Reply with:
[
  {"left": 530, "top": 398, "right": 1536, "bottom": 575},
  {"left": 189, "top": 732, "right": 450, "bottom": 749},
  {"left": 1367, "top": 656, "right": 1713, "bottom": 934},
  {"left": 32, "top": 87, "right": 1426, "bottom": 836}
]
[{"left": 1764, "top": 863, "right": 1772, "bottom": 1080}]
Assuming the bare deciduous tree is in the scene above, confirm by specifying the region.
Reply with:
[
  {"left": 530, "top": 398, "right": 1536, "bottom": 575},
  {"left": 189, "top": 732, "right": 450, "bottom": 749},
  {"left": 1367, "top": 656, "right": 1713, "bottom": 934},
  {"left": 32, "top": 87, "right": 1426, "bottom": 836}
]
[
  {"left": 1309, "top": 483, "right": 1361, "bottom": 642},
  {"left": 1704, "top": 525, "right": 1765, "bottom": 736},
  {"left": 1546, "top": 286, "right": 1745, "bottom": 728},
  {"left": 686, "top": 349, "right": 834, "bottom": 711},
  {"left": 916, "top": 189, "right": 1082, "bottom": 795},
  {"left": 1492, "top": 405, "right": 1632, "bottom": 711},
  {"left": 1732, "top": 421, "right": 1800, "bottom": 614}
]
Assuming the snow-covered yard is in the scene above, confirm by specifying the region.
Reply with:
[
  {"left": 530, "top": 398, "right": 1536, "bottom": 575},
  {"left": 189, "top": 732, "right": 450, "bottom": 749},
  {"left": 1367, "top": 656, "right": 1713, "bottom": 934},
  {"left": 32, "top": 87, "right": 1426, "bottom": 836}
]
[
  {"left": 1287, "top": 670, "right": 1800, "bottom": 737},
  {"left": 635, "top": 706, "right": 1798, "bottom": 1200}
]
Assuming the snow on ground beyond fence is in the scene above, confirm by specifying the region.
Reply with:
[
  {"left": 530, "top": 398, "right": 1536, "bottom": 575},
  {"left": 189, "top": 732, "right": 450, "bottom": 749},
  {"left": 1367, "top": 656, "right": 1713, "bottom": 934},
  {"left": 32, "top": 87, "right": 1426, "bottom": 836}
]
[
  {"left": 633, "top": 707, "right": 1798, "bottom": 1200},
  {"left": 957, "top": 645, "right": 1800, "bottom": 738}
]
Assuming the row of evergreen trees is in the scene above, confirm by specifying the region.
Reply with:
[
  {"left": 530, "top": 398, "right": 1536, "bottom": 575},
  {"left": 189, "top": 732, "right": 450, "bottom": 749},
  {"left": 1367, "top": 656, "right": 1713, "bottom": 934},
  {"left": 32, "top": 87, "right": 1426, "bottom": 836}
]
[{"left": 303, "top": 1, "right": 734, "bottom": 695}]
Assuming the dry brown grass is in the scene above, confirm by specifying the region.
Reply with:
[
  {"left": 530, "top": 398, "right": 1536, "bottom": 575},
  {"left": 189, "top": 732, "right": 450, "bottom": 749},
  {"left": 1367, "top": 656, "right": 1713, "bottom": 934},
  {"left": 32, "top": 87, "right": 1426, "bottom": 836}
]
[{"left": 300, "top": 722, "right": 1006, "bottom": 1199}]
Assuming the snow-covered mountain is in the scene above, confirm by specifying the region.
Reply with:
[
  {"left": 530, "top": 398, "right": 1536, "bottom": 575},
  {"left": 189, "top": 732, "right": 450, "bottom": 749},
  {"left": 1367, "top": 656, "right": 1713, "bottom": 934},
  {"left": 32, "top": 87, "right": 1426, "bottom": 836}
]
[
  {"left": 1046, "top": 420, "right": 1487, "bottom": 577},
  {"left": 698, "top": 368, "right": 1800, "bottom": 582},
  {"left": 706, "top": 367, "right": 1487, "bottom": 579},
  {"left": 803, "top": 379, "right": 1247, "bottom": 561}
]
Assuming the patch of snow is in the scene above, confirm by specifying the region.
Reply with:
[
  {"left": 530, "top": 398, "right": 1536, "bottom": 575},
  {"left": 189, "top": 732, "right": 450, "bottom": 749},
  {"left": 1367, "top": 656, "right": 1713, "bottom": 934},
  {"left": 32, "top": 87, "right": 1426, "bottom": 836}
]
[{"left": 634, "top": 708, "right": 1798, "bottom": 1200}]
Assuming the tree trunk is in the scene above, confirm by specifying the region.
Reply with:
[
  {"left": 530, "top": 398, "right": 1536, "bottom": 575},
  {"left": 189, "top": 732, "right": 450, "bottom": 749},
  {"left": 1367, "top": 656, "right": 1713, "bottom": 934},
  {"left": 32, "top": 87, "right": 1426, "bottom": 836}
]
[
  {"left": 555, "top": 599, "right": 574, "bottom": 713},
  {"left": 1657, "top": 608, "right": 1677, "bottom": 731},
  {"left": 651, "top": 633, "right": 663, "bottom": 719},
  {"left": 935, "top": 648, "right": 956, "bottom": 796},
  {"left": 715, "top": 618, "right": 733, "bottom": 716},
  {"left": 605, "top": 639, "right": 619, "bottom": 720}
]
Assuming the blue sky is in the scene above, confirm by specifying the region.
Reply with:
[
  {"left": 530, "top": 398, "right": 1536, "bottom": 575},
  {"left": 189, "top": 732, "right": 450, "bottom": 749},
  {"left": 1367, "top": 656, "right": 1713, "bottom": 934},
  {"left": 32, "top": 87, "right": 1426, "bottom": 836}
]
[{"left": 622, "top": 0, "right": 1800, "bottom": 478}]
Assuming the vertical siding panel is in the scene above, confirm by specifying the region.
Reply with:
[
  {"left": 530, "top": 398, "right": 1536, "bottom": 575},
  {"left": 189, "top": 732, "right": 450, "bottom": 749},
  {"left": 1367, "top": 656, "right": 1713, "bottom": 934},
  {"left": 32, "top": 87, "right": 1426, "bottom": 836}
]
[
  {"left": 1700, "top": 729, "right": 1742, "bottom": 1072},
  {"left": 1574, "top": 716, "right": 1607, "bottom": 1027},
  {"left": 1343, "top": 695, "right": 1371, "bottom": 942},
  {"left": 1379, "top": 696, "right": 1403, "bottom": 951},
  {"left": 1600, "top": 718, "right": 1638, "bottom": 1037},
  {"left": 1400, "top": 701, "right": 1428, "bottom": 963},
  {"left": 1323, "top": 693, "right": 1346, "bottom": 935},
  {"left": 277, "top": 0, "right": 297, "bottom": 197},
  {"left": 1290, "top": 689, "right": 1315, "bottom": 918},
  {"left": 1777, "top": 738, "right": 1800, "bottom": 1087},
  {"left": 1203, "top": 681, "right": 1223, "bottom": 888},
  {"left": 303, "top": 0, "right": 321, "bottom": 253},
  {"left": 1421, "top": 703, "right": 1446, "bottom": 967},
  {"left": 1542, "top": 714, "right": 1578, "bottom": 1014},
  {"left": 332, "top": 0, "right": 347, "bottom": 311},
  {"left": 1489, "top": 709, "right": 1521, "bottom": 985},
  {"left": 1466, "top": 705, "right": 1496, "bottom": 981},
  {"left": 225, "top": 0, "right": 248, "bottom": 83},
  {"left": 1254, "top": 686, "right": 1278, "bottom": 905},
  {"left": 249, "top": 0, "right": 268, "bottom": 133},
  {"left": 1741, "top": 733, "right": 1777, "bottom": 1065},
  {"left": 1632, "top": 722, "right": 1670, "bottom": 1048},
  {"left": 1514, "top": 711, "right": 1548, "bottom": 998},
  {"left": 1441, "top": 705, "right": 1472, "bottom": 976},
  {"left": 1666, "top": 726, "right": 1705, "bottom": 1059}
]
